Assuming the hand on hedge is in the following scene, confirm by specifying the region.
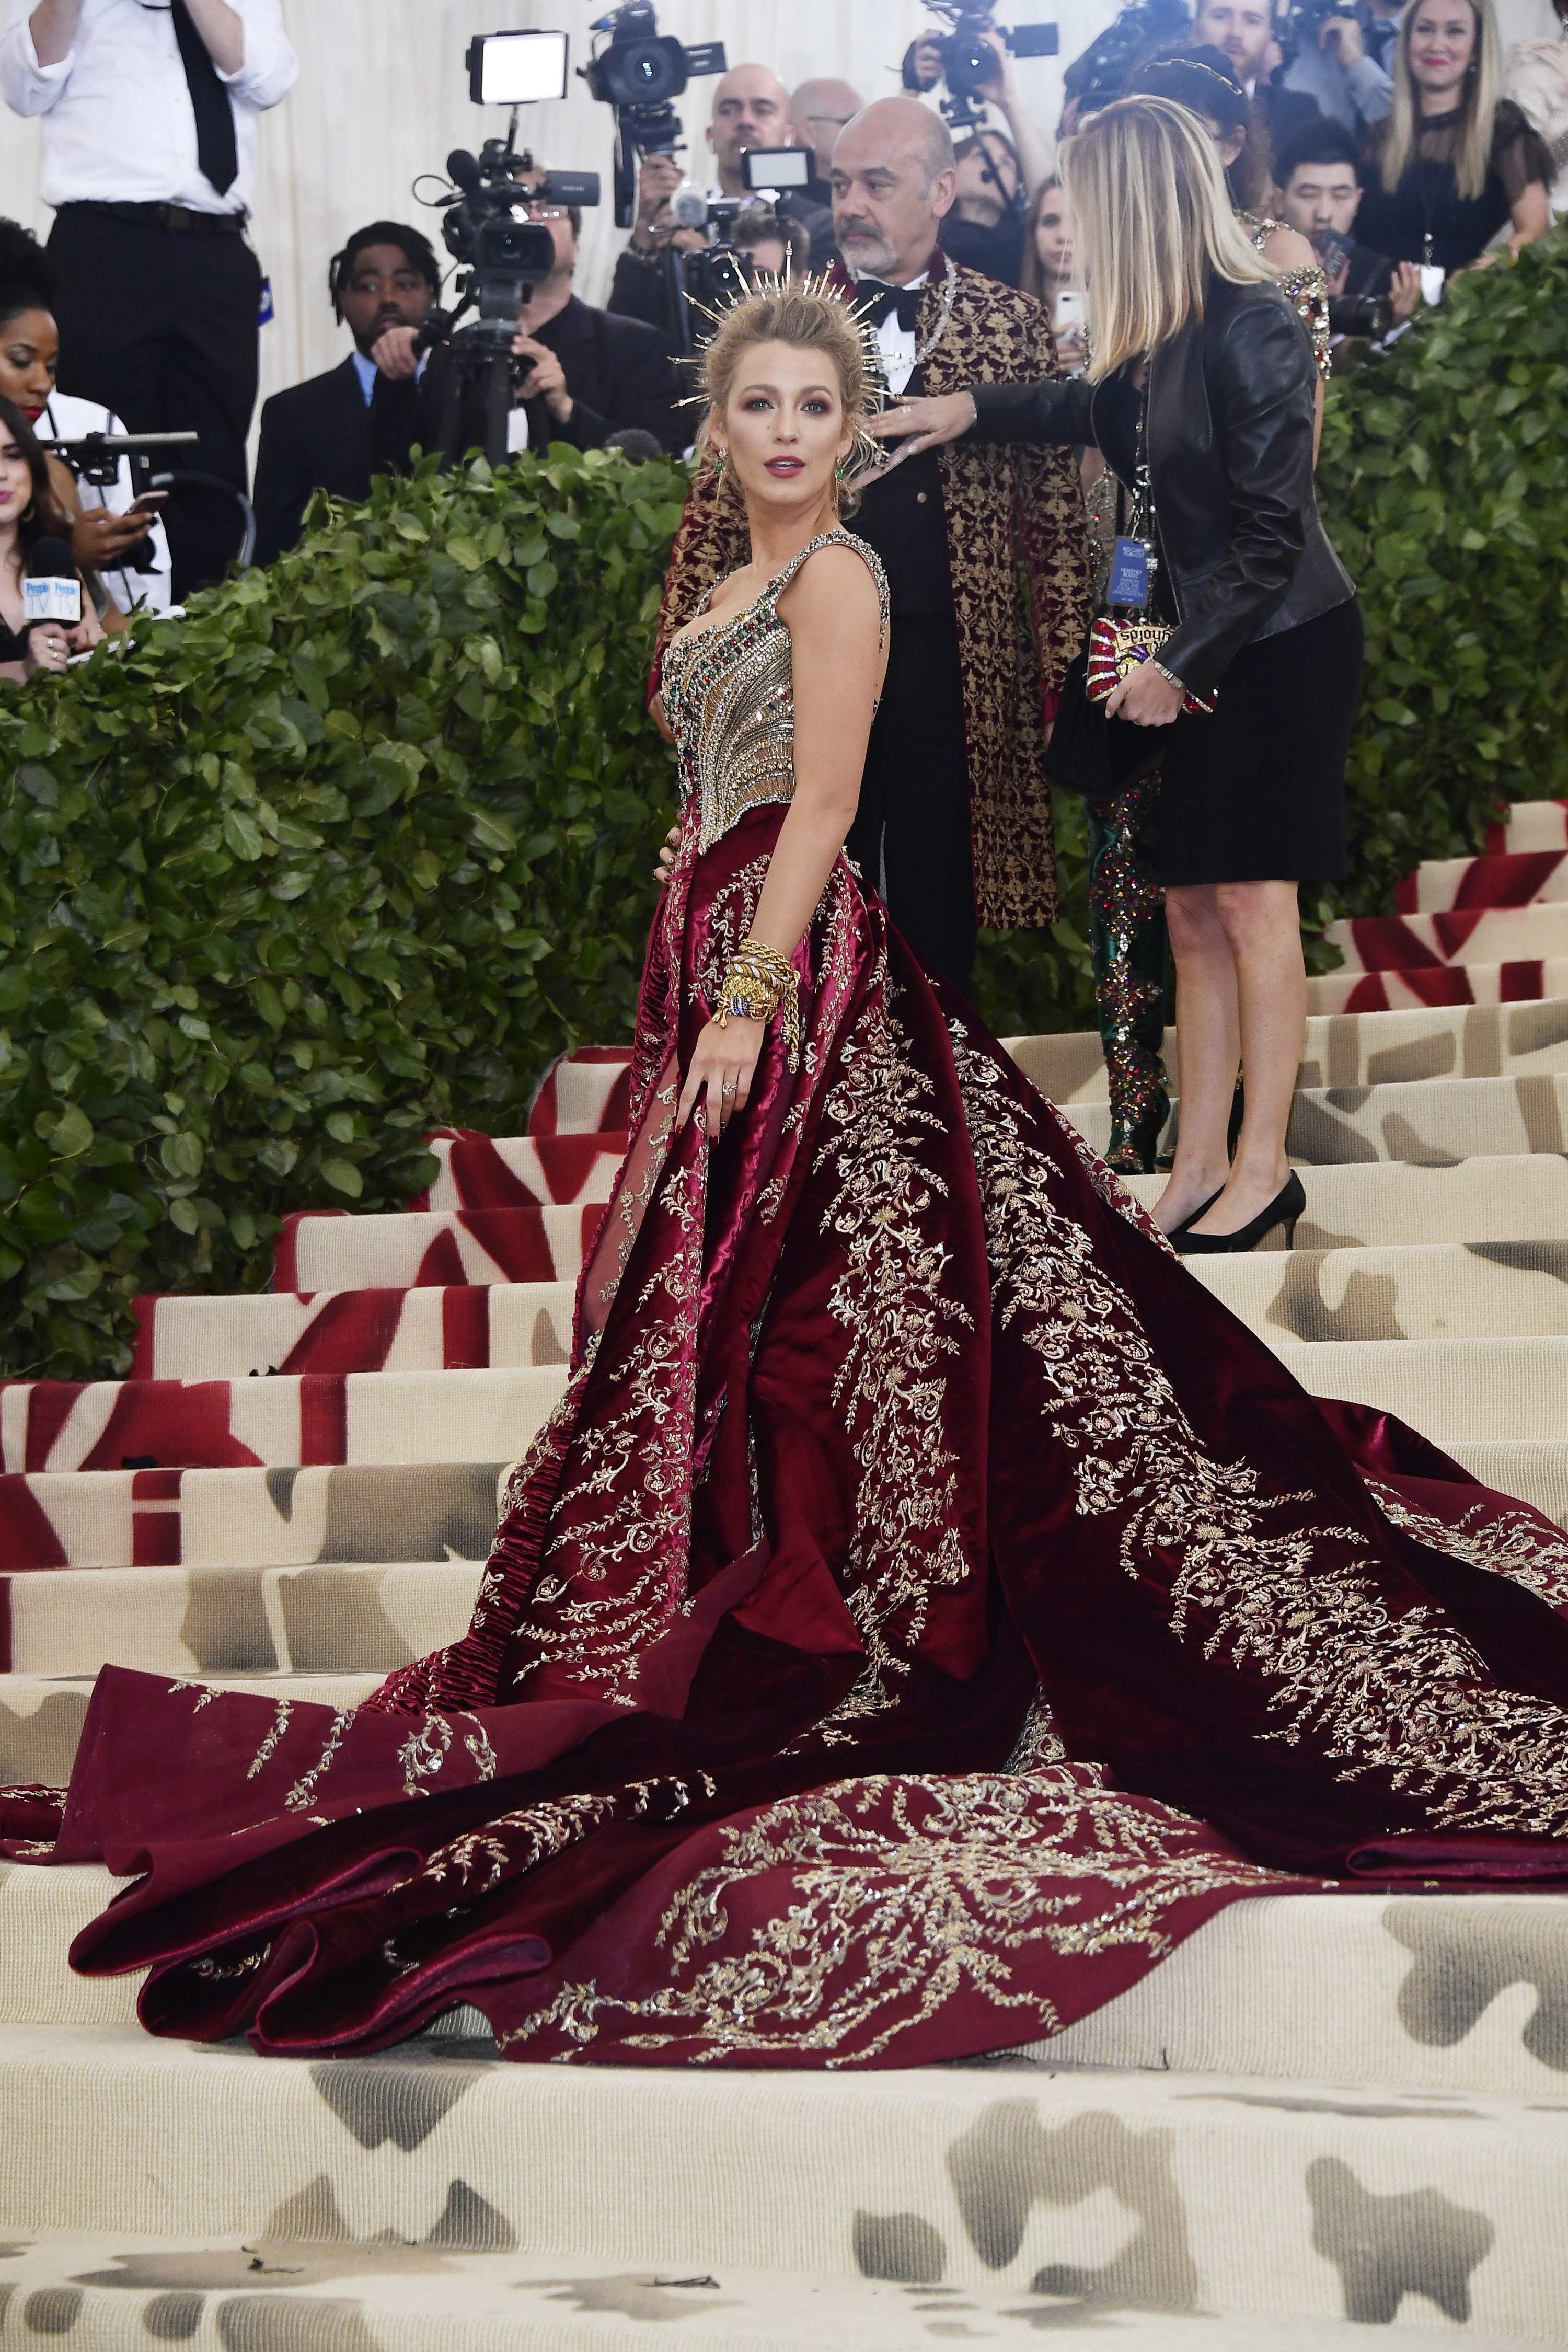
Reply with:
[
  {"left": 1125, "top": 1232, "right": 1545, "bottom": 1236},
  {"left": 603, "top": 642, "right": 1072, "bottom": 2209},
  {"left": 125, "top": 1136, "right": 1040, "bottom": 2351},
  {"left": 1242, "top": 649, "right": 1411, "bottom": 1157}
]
[
  {"left": 677, "top": 1015, "right": 764, "bottom": 1138},
  {"left": 371, "top": 325, "right": 421, "bottom": 379},
  {"left": 653, "top": 824, "right": 681, "bottom": 886}
]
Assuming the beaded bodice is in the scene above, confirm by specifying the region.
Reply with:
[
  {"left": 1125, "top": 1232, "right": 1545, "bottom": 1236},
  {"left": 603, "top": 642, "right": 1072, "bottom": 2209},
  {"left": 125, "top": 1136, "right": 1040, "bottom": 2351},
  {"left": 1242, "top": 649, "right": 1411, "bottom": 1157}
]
[{"left": 661, "top": 528, "right": 890, "bottom": 856}]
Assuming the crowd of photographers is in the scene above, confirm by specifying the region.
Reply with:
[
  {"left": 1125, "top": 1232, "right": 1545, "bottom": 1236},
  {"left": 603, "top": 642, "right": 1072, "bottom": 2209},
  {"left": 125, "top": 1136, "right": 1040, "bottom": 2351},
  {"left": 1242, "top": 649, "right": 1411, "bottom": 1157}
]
[{"left": 0, "top": 0, "right": 1562, "bottom": 660}]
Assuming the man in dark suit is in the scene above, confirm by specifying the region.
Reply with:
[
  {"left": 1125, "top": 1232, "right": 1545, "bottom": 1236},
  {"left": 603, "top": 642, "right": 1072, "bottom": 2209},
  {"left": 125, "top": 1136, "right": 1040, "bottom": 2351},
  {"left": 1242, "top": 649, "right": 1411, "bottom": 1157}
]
[
  {"left": 1191, "top": 0, "right": 1324, "bottom": 160},
  {"left": 252, "top": 221, "right": 440, "bottom": 566},
  {"left": 406, "top": 170, "right": 682, "bottom": 465}
]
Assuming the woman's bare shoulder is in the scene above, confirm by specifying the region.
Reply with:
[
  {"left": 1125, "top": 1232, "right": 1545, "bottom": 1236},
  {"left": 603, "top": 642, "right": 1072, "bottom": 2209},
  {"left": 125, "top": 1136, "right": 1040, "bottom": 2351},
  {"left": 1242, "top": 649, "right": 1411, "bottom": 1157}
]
[
  {"left": 1257, "top": 221, "right": 1319, "bottom": 278},
  {"left": 779, "top": 536, "right": 884, "bottom": 630}
]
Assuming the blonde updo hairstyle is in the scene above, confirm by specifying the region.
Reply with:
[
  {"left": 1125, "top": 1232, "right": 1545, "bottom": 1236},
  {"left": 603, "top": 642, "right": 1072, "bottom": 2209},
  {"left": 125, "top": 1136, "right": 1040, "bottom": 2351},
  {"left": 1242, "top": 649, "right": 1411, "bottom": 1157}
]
[{"left": 699, "top": 284, "right": 878, "bottom": 517}]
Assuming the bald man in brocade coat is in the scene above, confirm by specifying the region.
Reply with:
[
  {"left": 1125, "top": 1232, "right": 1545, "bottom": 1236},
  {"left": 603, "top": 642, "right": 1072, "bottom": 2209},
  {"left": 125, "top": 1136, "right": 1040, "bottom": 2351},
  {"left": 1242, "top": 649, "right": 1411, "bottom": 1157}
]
[{"left": 652, "top": 97, "right": 1090, "bottom": 991}]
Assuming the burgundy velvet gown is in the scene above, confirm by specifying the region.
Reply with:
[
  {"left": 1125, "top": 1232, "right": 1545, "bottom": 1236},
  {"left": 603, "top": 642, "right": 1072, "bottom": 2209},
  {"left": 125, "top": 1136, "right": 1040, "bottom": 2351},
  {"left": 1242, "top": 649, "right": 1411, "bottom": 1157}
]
[{"left": 8, "top": 527, "right": 1568, "bottom": 2069}]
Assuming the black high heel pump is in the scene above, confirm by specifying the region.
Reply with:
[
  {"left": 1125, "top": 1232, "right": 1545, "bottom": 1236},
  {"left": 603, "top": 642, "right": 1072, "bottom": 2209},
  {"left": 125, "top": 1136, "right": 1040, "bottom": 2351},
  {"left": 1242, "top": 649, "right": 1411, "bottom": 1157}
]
[{"left": 1172, "top": 1172, "right": 1305, "bottom": 1256}]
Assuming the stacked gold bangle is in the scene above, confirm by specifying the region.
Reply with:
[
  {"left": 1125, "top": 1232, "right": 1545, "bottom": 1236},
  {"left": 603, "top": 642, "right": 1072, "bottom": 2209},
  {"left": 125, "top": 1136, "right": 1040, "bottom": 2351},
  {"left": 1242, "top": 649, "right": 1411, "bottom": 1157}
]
[{"left": 714, "top": 936, "right": 802, "bottom": 1070}]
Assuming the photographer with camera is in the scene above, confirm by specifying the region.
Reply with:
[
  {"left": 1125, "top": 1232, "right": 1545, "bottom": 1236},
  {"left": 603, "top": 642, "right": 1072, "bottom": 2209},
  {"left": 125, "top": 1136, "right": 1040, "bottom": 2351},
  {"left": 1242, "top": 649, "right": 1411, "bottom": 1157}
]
[
  {"left": 414, "top": 165, "right": 681, "bottom": 464},
  {"left": 905, "top": 18, "right": 1053, "bottom": 285},
  {"left": 1, "top": 0, "right": 297, "bottom": 598},
  {"left": 1274, "top": 118, "right": 1422, "bottom": 330},
  {"left": 1282, "top": 1, "right": 1402, "bottom": 135},
  {"left": 610, "top": 64, "right": 836, "bottom": 337},
  {"left": 251, "top": 222, "right": 440, "bottom": 568},
  {"left": 790, "top": 78, "right": 864, "bottom": 204}
]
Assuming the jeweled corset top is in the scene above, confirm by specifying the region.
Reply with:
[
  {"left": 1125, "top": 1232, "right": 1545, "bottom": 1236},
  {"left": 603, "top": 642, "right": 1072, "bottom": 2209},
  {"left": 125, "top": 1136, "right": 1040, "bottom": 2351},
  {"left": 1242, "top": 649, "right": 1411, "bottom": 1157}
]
[{"left": 661, "top": 528, "right": 890, "bottom": 856}]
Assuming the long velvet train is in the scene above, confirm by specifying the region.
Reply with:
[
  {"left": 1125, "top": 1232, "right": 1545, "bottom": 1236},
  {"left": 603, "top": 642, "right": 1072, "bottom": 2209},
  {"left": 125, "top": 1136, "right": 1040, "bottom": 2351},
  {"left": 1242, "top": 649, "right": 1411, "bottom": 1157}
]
[{"left": 7, "top": 810, "right": 1568, "bottom": 2066}]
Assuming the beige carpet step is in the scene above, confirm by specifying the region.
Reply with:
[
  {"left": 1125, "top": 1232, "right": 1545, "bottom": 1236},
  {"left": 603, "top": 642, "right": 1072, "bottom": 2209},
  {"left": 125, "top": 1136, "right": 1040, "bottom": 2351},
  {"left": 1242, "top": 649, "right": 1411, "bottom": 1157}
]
[
  {"left": 1325, "top": 904, "right": 1568, "bottom": 971},
  {"left": 0, "top": 1672, "right": 381, "bottom": 1789},
  {"left": 135, "top": 1282, "right": 574, "bottom": 1382},
  {"left": 0, "top": 2235, "right": 1541, "bottom": 2352},
  {"left": 3, "top": 1560, "right": 484, "bottom": 1678},
  {"left": 282, "top": 1204, "right": 597, "bottom": 1293},
  {"left": 1122, "top": 1157, "right": 1568, "bottom": 1250},
  {"left": 1274, "top": 1335, "right": 1568, "bottom": 1443},
  {"left": 1444, "top": 1439, "right": 1568, "bottom": 1531},
  {"left": 0, "top": 1460, "right": 513, "bottom": 1575},
  {"left": 1190, "top": 1241, "right": 1568, "bottom": 1346},
  {"left": 9, "top": 1866, "right": 1568, "bottom": 2105},
  {"left": 1494, "top": 800, "right": 1568, "bottom": 854},
  {"left": 1305, "top": 961, "right": 1568, "bottom": 1016},
  {"left": 1065, "top": 1073, "right": 1568, "bottom": 1166},
  {"left": 1006, "top": 998, "right": 1568, "bottom": 1106},
  {"left": 0, "top": 2023, "right": 1562, "bottom": 2339},
  {"left": 0, "top": 1366, "right": 566, "bottom": 1475}
]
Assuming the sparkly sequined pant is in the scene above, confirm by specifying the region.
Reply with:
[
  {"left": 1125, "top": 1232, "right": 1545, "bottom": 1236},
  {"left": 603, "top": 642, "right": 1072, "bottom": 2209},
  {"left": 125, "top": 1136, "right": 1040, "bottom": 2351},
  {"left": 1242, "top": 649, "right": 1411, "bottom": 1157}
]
[{"left": 1088, "top": 774, "right": 1169, "bottom": 1152}]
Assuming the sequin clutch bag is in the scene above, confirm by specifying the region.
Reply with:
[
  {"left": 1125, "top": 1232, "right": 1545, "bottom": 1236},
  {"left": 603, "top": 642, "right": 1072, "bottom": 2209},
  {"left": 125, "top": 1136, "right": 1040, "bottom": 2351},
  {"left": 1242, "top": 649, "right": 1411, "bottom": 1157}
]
[{"left": 1086, "top": 616, "right": 1216, "bottom": 716}]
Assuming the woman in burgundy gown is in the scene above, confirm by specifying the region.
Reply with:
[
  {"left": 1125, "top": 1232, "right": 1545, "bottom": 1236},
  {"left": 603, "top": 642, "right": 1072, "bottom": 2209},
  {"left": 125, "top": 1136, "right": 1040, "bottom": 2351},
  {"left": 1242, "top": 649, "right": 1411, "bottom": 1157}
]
[{"left": 5, "top": 283, "right": 1568, "bottom": 2072}]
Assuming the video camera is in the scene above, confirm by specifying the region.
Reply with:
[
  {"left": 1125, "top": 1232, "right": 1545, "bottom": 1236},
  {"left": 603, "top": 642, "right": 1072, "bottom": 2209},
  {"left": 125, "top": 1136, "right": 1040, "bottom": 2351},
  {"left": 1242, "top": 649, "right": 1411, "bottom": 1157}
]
[
  {"left": 422, "top": 103, "right": 601, "bottom": 469},
  {"left": 580, "top": 3, "right": 751, "bottom": 362},
  {"left": 1060, "top": 0, "right": 1191, "bottom": 114},
  {"left": 902, "top": 4, "right": 1059, "bottom": 133},
  {"left": 580, "top": 2, "right": 726, "bottom": 228}
]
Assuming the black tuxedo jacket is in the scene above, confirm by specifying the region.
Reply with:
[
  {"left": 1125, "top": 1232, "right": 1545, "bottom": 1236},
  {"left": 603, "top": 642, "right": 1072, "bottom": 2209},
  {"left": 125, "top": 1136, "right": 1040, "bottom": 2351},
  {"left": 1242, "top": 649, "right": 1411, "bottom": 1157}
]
[
  {"left": 414, "top": 294, "right": 682, "bottom": 465},
  {"left": 253, "top": 354, "right": 417, "bottom": 567}
]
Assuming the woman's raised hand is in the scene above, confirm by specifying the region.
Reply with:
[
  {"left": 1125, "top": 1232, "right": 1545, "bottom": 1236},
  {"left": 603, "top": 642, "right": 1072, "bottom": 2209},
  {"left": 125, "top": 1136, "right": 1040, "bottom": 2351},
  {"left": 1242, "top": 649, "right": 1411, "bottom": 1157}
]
[
  {"left": 676, "top": 1013, "right": 765, "bottom": 1138},
  {"left": 864, "top": 391, "right": 978, "bottom": 468}
]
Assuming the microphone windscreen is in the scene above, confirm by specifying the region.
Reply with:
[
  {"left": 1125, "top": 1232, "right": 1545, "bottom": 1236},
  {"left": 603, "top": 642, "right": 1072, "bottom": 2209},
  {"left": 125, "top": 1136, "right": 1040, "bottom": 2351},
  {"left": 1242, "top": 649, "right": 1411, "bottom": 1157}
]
[
  {"left": 447, "top": 148, "right": 483, "bottom": 194},
  {"left": 22, "top": 534, "right": 82, "bottom": 627},
  {"left": 25, "top": 537, "right": 77, "bottom": 580},
  {"left": 605, "top": 428, "right": 664, "bottom": 465}
]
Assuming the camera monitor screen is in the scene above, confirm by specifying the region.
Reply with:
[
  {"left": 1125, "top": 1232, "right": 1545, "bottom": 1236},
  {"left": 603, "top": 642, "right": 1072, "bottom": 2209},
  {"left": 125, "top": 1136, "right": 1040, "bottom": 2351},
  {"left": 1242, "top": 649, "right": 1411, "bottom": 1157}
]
[
  {"left": 743, "top": 147, "right": 815, "bottom": 191},
  {"left": 468, "top": 30, "right": 569, "bottom": 106}
]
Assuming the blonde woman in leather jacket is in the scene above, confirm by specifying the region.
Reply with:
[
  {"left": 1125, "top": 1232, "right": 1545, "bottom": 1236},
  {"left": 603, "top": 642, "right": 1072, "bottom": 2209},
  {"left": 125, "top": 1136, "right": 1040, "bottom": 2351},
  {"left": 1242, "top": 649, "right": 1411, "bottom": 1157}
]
[{"left": 870, "top": 96, "right": 1361, "bottom": 1259}]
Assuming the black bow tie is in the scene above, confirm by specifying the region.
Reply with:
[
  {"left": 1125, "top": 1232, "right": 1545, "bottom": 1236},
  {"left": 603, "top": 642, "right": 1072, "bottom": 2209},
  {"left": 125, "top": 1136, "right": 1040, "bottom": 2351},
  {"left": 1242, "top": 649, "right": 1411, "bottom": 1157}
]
[{"left": 858, "top": 280, "right": 925, "bottom": 331}]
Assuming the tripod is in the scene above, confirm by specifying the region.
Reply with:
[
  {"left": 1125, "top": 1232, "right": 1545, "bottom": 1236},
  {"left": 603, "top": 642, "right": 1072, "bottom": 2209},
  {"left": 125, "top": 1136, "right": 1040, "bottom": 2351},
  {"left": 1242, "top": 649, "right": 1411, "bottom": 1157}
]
[{"left": 432, "top": 317, "right": 524, "bottom": 473}]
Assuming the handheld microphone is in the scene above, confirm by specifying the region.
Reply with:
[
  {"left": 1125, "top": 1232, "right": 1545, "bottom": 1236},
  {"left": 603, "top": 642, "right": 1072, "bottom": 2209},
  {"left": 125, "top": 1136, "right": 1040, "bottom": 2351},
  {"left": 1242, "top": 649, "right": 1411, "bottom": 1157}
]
[{"left": 22, "top": 537, "right": 81, "bottom": 631}]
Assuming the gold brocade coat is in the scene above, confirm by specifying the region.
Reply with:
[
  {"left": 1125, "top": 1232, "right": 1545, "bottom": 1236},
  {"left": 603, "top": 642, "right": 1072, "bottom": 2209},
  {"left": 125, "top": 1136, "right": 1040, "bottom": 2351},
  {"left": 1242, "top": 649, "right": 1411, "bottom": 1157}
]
[{"left": 652, "top": 264, "right": 1092, "bottom": 932}]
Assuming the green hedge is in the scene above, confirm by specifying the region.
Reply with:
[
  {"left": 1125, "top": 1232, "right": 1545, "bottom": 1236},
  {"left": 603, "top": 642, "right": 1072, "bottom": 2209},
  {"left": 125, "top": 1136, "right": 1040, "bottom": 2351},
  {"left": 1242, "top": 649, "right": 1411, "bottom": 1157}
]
[
  {"left": 1310, "top": 224, "right": 1568, "bottom": 928},
  {"left": 0, "top": 445, "right": 686, "bottom": 1379}
]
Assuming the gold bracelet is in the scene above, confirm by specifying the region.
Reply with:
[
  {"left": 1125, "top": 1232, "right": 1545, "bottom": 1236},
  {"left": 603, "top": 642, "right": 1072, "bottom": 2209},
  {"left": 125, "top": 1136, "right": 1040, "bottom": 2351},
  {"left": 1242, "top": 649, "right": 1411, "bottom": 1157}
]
[{"left": 714, "top": 936, "right": 801, "bottom": 1070}]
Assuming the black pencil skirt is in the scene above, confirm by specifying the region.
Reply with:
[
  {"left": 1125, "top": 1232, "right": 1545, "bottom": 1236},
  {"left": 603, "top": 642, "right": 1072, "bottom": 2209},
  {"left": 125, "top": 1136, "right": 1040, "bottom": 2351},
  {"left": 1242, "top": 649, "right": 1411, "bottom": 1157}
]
[{"left": 1156, "top": 596, "right": 1364, "bottom": 886}]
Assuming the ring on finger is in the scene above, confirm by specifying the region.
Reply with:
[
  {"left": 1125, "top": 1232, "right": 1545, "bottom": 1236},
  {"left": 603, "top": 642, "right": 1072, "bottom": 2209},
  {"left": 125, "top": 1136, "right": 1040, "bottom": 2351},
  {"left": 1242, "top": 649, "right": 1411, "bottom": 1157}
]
[{"left": 721, "top": 1079, "right": 736, "bottom": 1097}]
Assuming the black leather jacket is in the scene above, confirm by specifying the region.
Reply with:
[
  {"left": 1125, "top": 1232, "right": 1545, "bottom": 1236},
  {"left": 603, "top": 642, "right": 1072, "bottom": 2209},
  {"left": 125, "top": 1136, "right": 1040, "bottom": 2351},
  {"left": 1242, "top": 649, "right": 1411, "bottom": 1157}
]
[{"left": 969, "top": 275, "right": 1353, "bottom": 699}]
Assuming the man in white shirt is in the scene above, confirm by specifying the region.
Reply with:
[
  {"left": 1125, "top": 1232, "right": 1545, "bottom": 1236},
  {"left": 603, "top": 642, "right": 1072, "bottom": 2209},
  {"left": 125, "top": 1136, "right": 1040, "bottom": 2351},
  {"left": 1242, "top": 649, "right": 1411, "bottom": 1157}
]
[{"left": 0, "top": 0, "right": 297, "bottom": 597}]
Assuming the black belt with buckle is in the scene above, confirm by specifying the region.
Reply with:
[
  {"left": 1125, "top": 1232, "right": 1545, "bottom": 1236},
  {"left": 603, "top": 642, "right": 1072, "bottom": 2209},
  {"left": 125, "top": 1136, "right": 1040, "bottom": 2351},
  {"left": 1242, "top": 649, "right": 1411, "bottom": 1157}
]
[{"left": 55, "top": 200, "right": 248, "bottom": 234}]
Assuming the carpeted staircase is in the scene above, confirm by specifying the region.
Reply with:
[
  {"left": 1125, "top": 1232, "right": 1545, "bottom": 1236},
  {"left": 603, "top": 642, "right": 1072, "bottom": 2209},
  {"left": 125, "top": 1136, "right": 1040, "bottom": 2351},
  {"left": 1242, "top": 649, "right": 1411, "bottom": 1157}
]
[{"left": 1, "top": 808, "right": 1567, "bottom": 2347}]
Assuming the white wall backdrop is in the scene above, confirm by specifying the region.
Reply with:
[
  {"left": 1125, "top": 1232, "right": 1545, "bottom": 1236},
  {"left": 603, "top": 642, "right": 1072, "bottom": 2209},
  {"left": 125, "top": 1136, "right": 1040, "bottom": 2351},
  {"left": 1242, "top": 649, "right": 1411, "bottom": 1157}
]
[{"left": 1, "top": 0, "right": 1558, "bottom": 438}]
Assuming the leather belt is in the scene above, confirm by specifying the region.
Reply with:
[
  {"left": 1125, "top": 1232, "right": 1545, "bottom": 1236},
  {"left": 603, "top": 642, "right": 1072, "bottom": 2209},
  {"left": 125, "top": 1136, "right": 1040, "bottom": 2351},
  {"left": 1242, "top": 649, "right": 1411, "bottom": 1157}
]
[{"left": 55, "top": 200, "right": 247, "bottom": 233}]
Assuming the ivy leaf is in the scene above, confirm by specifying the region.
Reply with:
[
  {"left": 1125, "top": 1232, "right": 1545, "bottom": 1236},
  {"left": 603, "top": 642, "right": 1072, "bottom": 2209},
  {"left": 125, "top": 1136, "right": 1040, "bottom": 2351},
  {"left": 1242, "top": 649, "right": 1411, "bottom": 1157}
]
[
  {"left": 321, "top": 1156, "right": 364, "bottom": 1198},
  {"left": 160, "top": 1132, "right": 204, "bottom": 1179},
  {"left": 48, "top": 1104, "right": 94, "bottom": 1158},
  {"left": 222, "top": 808, "right": 267, "bottom": 861}
]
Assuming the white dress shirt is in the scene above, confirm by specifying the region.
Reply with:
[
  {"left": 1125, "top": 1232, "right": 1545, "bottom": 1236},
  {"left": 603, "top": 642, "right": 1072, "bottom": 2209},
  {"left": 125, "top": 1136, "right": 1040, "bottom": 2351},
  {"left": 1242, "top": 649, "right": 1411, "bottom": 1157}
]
[
  {"left": 0, "top": 0, "right": 297, "bottom": 214},
  {"left": 872, "top": 274, "right": 931, "bottom": 398},
  {"left": 40, "top": 387, "right": 174, "bottom": 613}
]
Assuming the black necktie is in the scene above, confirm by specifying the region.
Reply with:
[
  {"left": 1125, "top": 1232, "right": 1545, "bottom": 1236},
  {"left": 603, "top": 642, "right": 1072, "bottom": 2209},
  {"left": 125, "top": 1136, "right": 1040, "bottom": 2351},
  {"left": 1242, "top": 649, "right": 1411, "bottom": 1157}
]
[
  {"left": 170, "top": 0, "right": 239, "bottom": 199},
  {"left": 857, "top": 280, "right": 924, "bottom": 331}
]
